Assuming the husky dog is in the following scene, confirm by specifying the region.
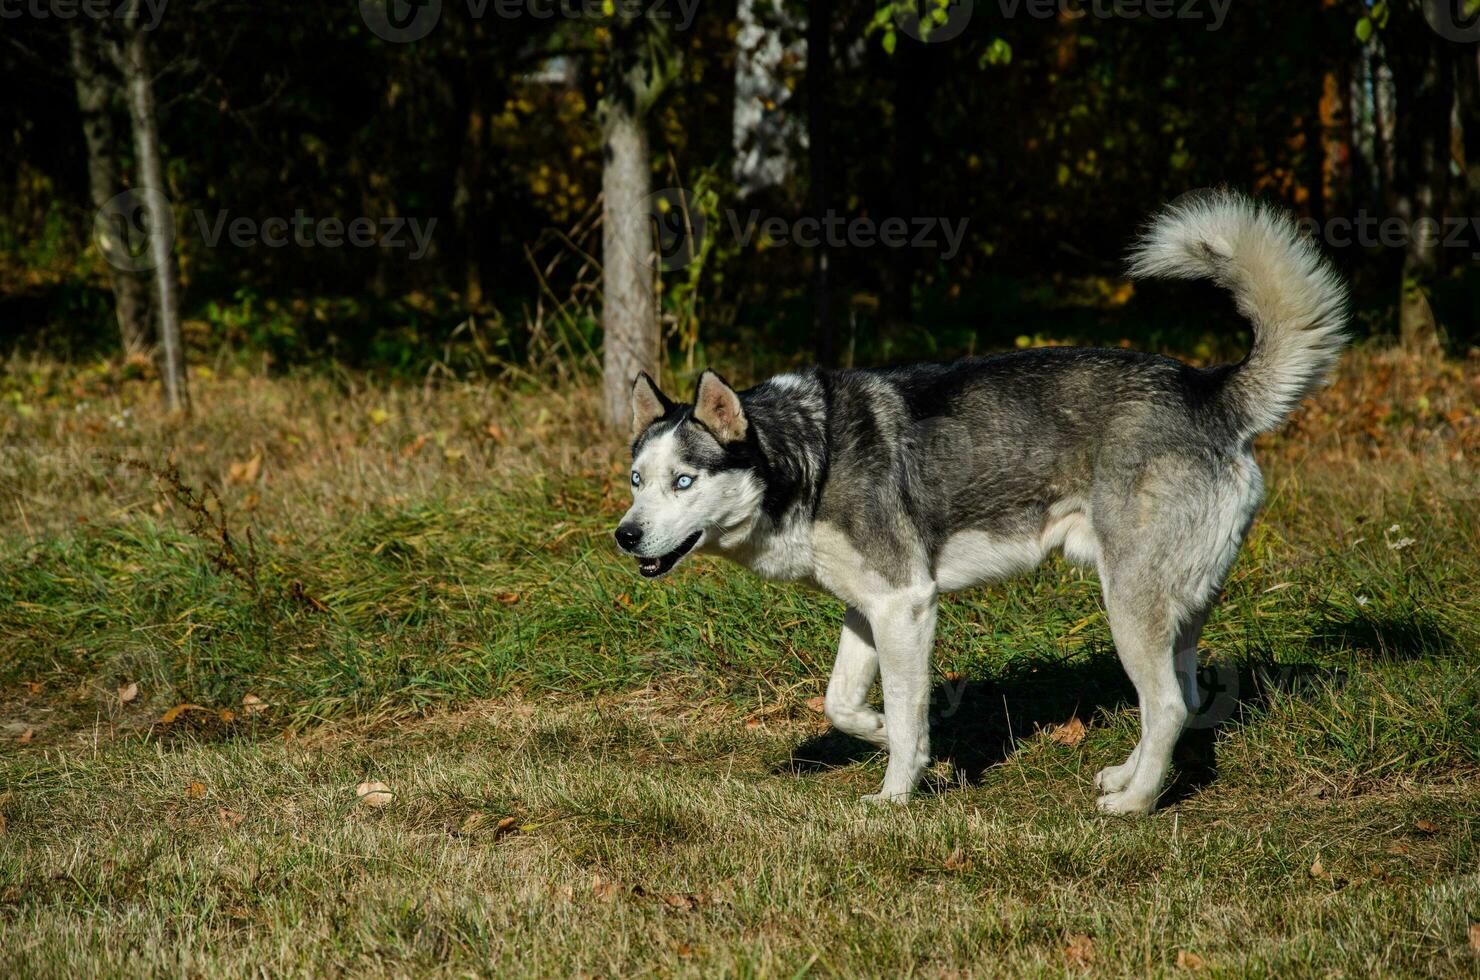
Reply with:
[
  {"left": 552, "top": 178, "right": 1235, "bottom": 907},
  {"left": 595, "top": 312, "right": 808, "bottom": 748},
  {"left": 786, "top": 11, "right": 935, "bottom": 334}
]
[{"left": 615, "top": 191, "right": 1347, "bottom": 815}]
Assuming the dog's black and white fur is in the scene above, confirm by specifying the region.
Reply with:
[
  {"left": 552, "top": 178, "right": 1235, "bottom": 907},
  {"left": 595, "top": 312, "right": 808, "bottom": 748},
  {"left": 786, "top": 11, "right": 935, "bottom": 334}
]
[{"left": 615, "top": 191, "right": 1348, "bottom": 814}]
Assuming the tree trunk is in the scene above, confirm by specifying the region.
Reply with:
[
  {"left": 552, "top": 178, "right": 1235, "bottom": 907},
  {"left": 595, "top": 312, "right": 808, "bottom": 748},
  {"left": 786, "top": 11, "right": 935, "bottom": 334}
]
[
  {"left": 884, "top": 30, "right": 927, "bottom": 339},
  {"left": 601, "top": 97, "right": 658, "bottom": 428},
  {"left": 69, "top": 23, "right": 150, "bottom": 357},
  {"left": 121, "top": 22, "right": 190, "bottom": 413},
  {"left": 1388, "top": 21, "right": 1452, "bottom": 352},
  {"left": 1455, "top": 47, "right": 1480, "bottom": 216},
  {"left": 452, "top": 23, "right": 488, "bottom": 308},
  {"left": 806, "top": 0, "right": 834, "bottom": 367}
]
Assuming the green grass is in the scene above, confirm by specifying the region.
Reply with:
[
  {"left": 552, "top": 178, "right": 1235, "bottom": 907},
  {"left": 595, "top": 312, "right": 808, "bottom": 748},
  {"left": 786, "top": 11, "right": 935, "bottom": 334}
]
[
  {"left": 1, "top": 352, "right": 1478, "bottom": 975},
  {"left": 2, "top": 696, "right": 1477, "bottom": 975}
]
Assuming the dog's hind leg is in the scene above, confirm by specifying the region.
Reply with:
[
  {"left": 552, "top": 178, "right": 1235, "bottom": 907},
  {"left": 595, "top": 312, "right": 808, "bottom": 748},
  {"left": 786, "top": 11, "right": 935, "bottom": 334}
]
[
  {"left": 1095, "top": 604, "right": 1208, "bottom": 796},
  {"left": 1174, "top": 606, "right": 1210, "bottom": 721},
  {"left": 824, "top": 607, "right": 889, "bottom": 748},
  {"left": 1096, "top": 580, "right": 1188, "bottom": 816},
  {"left": 860, "top": 587, "right": 937, "bottom": 803}
]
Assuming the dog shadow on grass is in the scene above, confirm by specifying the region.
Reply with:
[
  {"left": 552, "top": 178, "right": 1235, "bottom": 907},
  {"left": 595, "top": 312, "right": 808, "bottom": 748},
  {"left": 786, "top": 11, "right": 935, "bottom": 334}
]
[{"left": 777, "top": 654, "right": 1347, "bottom": 808}]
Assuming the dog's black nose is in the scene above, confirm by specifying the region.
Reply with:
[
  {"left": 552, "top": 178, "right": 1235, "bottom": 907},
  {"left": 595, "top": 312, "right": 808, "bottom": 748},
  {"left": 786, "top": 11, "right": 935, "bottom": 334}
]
[{"left": 615, "top": 524, "right": 643, "bottom": 551}]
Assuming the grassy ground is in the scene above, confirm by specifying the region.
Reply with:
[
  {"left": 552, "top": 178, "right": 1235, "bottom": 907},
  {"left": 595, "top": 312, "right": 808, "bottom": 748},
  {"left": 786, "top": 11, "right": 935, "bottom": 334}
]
[{"left": 1, "top": 346, "right": 1478, "bottom": 975}]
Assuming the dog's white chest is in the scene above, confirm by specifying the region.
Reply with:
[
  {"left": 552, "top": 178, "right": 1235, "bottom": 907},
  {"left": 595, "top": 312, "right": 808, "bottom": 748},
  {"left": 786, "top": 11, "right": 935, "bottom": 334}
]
[{"left": 730, "top": 513, "right": 815, "bottom": 582}]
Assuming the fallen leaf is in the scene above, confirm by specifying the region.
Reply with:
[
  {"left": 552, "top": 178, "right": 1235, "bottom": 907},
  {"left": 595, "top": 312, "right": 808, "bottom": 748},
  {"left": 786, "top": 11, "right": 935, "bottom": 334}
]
[
  {"left": 1049, "top": 716, "right": 1086, "bottom": 747},
  {"left": 25, "top": 681, "right": 43, "bottom": 695},
  {"left": 458, "top": 813, "right": 486, "bottom": 835},
  {"left": 1065, "top": 933, "right": 1096, "bottom": 969},
  {"left": 1309, "top": 858, "right": 1328, "bottom": 880},
  {"left": 241, "top": 694, "right": 267, "bottom": 715},
  {"left": 356, "top": 781, "right": 393, "bottom": 807},
  {"left": 1469, "top": 922, "right": 1480, "bottom": 952},
  {"left": 16, "top": 728, "right": 34, "bottom": 744},
  {"left": 159, "top": 703, "right": 208, "bottom": 724},
  {"left": 661, "top": 893, "right": 700, "bottom": 911},
  {"left": 1176, "top": 950, "right": 1206, "bottom": 970},
  {"left": 593, "top": 876, "right": 620, "bottom": 902},
  {"left": 217, "top": 709, "right": 237, "bottom": 724},
  {"left": 943, "top": 670, "right": 964, "bottom": 683},
  {"left": 118, "top": 681, "right": 139, "bottom": 704},
  {"left": 1415, "top": 819, "right": 1439, "bottom": 834},
  {"left": 217, "top": 807, "right": 244, "bottom": 828},
  {"left": 494, "top": 593, "right": 520, "bottom": 604},
  {"left": 227, "top": 454, "right": 262, "bottom": 485},
  {"left": 805, "top": 695, "right": 827, "bottom": 714},
  {"left": 0, "top": 812, "right": 6, "bottom": 835},
  {"left": 185, "top": 781, "right": 207, "bottom": 799},
  {"left": 493, "top": 816, "right": 519, "bottom": 838},
  {"left": 944, "top": 845, "right": 970, "bottom": 871}
]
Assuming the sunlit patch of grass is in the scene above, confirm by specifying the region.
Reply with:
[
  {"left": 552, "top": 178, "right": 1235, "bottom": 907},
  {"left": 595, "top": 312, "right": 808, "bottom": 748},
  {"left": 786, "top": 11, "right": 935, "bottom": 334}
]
[{"left": 1, "top": 697, "right": 1476, "bottom": 976}]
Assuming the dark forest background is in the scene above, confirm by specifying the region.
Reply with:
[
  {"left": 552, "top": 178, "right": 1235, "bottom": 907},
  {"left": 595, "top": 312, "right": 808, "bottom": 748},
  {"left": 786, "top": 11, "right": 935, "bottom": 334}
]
[{"left": 2, "top": 0, "right": 1478, "bottom": 421}]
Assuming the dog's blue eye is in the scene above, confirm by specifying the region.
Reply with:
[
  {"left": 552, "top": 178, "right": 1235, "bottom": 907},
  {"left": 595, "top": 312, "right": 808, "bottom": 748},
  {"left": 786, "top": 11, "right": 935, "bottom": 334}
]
[
  {"left": 675, "top": 474, "right": 695, "bottom": 490},
  {"left": 631, "top": 471, "right": 641, "bottom": 487}
]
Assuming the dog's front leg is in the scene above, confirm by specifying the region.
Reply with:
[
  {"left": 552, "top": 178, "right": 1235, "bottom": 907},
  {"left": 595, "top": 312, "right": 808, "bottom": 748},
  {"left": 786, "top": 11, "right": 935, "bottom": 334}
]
[
  {"left": 824, "top": 607, "right": 889, "bottom": 748},
  {"left": 859, "top": 588, "right": 937, "bottom": 803}
]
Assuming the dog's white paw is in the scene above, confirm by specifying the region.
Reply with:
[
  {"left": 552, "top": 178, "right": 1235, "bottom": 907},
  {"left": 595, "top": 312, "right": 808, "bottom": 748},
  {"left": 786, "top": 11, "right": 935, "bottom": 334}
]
[
  {"left": 1094, "top": 763, "right": 1134, "bottom": 794},
  {"left": 860, "top": 791, "right": 910, "bottom": 805},
  {"left": 1095, "top": 789, "right": 1155, "bottom": 816}
]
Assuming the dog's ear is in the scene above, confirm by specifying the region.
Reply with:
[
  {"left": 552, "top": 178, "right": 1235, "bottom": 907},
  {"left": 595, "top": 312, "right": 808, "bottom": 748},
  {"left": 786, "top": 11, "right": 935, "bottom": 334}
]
[
  {"left": 631, "top": 372, "right": 671, "bottom": 438},
  {"left": 692, "top": 370, "right": 747, "bottom": 443}
]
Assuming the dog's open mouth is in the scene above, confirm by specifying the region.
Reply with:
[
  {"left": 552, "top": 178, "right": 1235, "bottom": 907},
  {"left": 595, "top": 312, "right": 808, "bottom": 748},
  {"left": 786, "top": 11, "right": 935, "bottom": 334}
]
[{"left": 635, "top": 531, "right": 702, "bottom": 578}]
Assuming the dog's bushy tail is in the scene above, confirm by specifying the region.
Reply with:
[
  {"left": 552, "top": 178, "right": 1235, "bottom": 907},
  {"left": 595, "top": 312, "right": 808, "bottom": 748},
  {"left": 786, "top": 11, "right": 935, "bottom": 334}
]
[{"left": 1128, "top": 189, "right": 1349, "bottom": 438}]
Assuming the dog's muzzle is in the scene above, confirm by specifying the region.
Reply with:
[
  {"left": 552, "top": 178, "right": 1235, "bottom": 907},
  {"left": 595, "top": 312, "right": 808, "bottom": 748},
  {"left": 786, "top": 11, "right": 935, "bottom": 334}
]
[{"left": 616, "top": 528, "right": 702, "bottom": 578}]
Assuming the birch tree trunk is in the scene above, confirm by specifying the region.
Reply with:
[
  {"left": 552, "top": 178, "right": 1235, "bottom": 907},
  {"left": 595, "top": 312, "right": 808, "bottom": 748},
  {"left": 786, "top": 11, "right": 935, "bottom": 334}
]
[
  {"left": 599, "top": 16, "right": 676, "bottom": 429},
  {"left": 69, "top": 23, "right": 151, "bottom": 357},
  {"left": 120, "top": 21, "right": 190, "bottom": 413},
  {"left": 601, "top": 97, "right": 657, "bottom": 428}
]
